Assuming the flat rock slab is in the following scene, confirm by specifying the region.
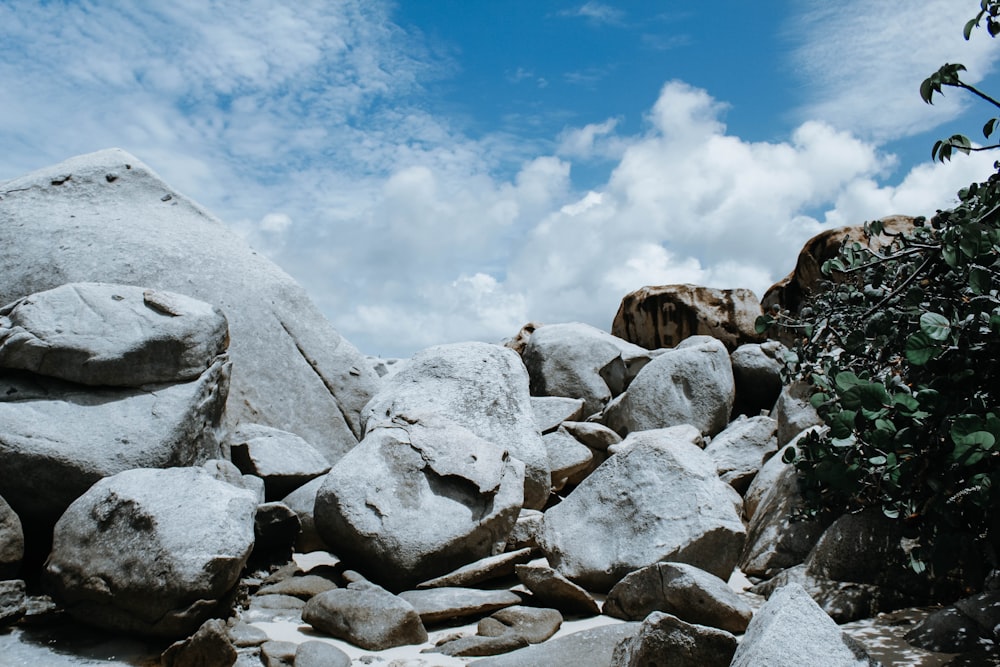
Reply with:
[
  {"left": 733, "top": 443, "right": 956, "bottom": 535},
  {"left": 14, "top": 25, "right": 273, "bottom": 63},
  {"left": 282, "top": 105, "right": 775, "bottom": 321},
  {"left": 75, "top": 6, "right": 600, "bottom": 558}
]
[
  {"left": 478, "top": 606, "right": 563, "bottom": 644},
  {"left": 0, "top": 282, "right": 228, "bottom": 387},
  {"left": 532, "top": 396, "right": 586, "bottom": 433},
  {"left": 515, "top": 564, "right": 600, "bottom": 616},
  {"left": 416, "top": 548, "right": 535, "bottom": 589},
  {"left": 256, "top": 575, "right": 337, "bottom": 600},
  {"left": 294, "top": 640, "right": 352, "bottom": 667},
  {"left": 426, "top": 633, "right": 530, "bottom": 657},
  {"left": 399, "top": 587, "right": 523, "bottom": 625},
  {"left": 469, "top": 622, "right": 641, "bottom": 667},
  {"left": 302, "top": 583, "right": 427, "bottom": 651}
]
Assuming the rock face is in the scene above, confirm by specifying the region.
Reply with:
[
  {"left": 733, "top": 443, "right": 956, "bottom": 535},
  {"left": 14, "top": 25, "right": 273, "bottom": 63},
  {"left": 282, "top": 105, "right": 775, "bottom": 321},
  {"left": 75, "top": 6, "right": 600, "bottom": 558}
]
[
  {"left": 603, "top": 336, "right": 734, "bottom": 437},
  {"left": 612, "top": 284, "right": 763, "bottom": 352},
  {"left": 43, "top": 466, "right": 258, "bottom": 637},
  {"left": 362, "top": 341, "right": 549, "bottom": 509},
  {"left": 540, "top": 429, "right": 745, "bottom": 591},
  {"left": 0, "top": 149, "right": 378, "bottom": 462},
  {"left": 703, "top": 415, "right": 778, "bottom": 493},
  {"left": 314, "top": 413, "right": 524, "bottom": 591},
  {"left": 0, "top": 494, "right": 23, "bottom": 579},
  {"left": 0, "top": 357, "right": 230, "bottom": 524},
  {"left": 610, "top": 611, "right": 738, "bottom": 667},
  {"left": 0, "top": 283, "right": 228, "bottom": 387}
]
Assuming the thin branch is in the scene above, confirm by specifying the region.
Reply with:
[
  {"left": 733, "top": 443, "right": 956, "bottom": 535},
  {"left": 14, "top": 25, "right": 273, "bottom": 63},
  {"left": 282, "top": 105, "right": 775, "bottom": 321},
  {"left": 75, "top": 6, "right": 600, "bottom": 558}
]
[
  {"left": 861, "top": 254, "right": 937, "bottom": 320},
  {"left": 955, "top": 81, "right": 1000, "bottom": 110}
]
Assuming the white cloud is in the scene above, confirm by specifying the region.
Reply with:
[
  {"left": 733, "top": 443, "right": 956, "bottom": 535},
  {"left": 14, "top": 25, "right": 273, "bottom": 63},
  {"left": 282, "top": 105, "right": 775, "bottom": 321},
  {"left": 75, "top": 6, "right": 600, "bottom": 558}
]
[{"left": 560, "top": 2, "right": 625, "bottom": 25}]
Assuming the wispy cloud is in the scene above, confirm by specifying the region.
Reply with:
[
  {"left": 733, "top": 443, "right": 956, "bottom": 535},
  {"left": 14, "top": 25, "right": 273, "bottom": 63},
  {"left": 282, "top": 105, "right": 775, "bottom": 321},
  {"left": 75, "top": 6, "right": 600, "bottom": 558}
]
[{"left": 559, "top": 2, "right": 625, "bottom": 26}]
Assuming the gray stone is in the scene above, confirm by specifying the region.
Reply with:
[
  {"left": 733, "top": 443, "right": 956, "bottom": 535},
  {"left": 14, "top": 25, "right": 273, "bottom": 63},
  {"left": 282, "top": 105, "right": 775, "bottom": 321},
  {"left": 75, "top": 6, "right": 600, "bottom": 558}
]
[
  {"left": 544, "top": 427, "right": 597, "bottom": 492},
  {"left": 540, "top": 429, "right": 746, "bottom": 591},
  {"left": 603, "top": 335, "right": 735, "bottom": 437},
  {"left": 751, "top": 564, "right": 882, "bottom": 624},
  {"left": 229, "top": 621, "right": 269, "bottom": 648},
  {"left": 0, "top": 149, "right": 379, "bottom": 463},
  {"left": 515, "top": 563, "right": 600, "bottom": 615},
  {"left": 261, "top": 640, "right": 297, "bottom": 667},
  {"left": 315, "top": 412, "right": 524, "bottom": 590},
  {"left": 604, "top": 562, "right": 752, "bottom": 633},
  {"left": 775, "top": 381, "right": 823, "bottom": 447},
  {"left": 44, "top": 466, "right": 257, "bottom": 637},
  {"left": 399, "top": 587, "right": 523, "bottom": 625},
  {"left": 362, "top": 340, "right": 549, "bottom": 509},
  {"left": 532, "top": 396, "right": 585, "bottom": 433},
  {"left": 610, "top": 611, "right": 737, "bottom": 667},
  {"left": 0, "top": 493, "right": 23, "bottom": 579},
  {"left": 703, "top": 415, "right": 778, "bottom": 494},
  {"left": 0, "top": 282, "right": 228, "bottom": 386},
  {"left": 302, "top": 583, "right": 427, "bottom": 650},
  {"left": 730, "top": 583, "right": 879, "bottom": 667},
  {"left": 561, "top": 420, "right": 622, "bottom": 451},
  {"left": 280, "top": 476, "right": 326, "bottom": 554},
  {"left": 478, "top": 605, "right": 563, "bottom": 643},
  {"left": 230, "top": 424, "right": 330, "bottom": 501},
  {"left": 0, "top": 579, "right": 26, "bottom": 627},
  {"left": 0, "top": 358, "right": 230, "bottom": 524},
  {"left": 258, "top": 574, "right": 337, "bottom": 600},
  {"left": 507, "top": 509, "right": 543, "bottom": 551},
  {"left": 428, "top": 633, "right": 529, "bottom": 657},
  {"left": 250, "top": 594, "right": 306, "bottom": 611},
  {"left": 731, "top": 341, "right": 785, "bottom": 417},
  {"left": 294, "top": 640, "right": 351, "bottom": 667},
  {"left": 469, "top": 622, "right": 641, "bottom": 667},
  {"left": 416, "top": 548, "right": 535, "bottom": 589},
  {"left": 161, "top": 618, "right": 237, "bottom": 667}
]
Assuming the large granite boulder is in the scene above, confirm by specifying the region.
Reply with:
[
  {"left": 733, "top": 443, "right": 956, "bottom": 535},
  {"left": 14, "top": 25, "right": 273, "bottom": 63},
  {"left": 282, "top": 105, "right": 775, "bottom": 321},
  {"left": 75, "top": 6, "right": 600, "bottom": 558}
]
[
  {"left": 302, "top": 581, "right": 427, "bottom": 650},
  {"left": 610, "top": 611, "right": 737, "bottom": 667},
  {"left": 362, "top": 341, "right": 549, "bottom": 509},
  {"left": 540, "top": 429, "right": 745, "bottom": 591},
  {"left": 0, "top": 283, "right": 228, "bottom": 387},
  {"left": 0, "top": 149, "right": 378, "bottom": 462},
  {"left": 612, "top": 284, "right": 763, "bottom": 352},
  {"left": 520, "top": 322, "right": 654, "bottom": 417},
  {"left": 0, "top": 357, "right": 230, "bottom": 524},
  {"left": 43, "top": 465, "right": 258, "bottom": 637},
  {"left": 314, "top": 413, "right": 524, "bottom": 591},
  {"left": 603, "top": 336, "right": 734, "bottom": 437}
]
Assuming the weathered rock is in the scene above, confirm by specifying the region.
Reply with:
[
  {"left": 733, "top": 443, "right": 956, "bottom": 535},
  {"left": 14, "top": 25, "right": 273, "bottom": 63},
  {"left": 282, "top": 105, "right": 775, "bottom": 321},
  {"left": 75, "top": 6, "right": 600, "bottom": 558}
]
[
  {"left": 362, "top": 340, "right": 549, "bottom": 509},
  {"left": 228, "top": 620, "right": 269, "bottom": 648},
  {"left": 0, "top": 579, "right": 26, "bottom": 627},
  {"left": 561, "top": 420, "right": 622, "bottom": 451},
  {"left": 731, "top": 341, "right": 785, "bottom": 417},
  {"left": 428, "top": 632, "right": 529, "bottom": 657},
  {"left": 751, "top": 564, "right": 883, "bottom": 624},
  {"left": 521, "top": 322, "right": 653, "bottom": 417},
  {"left": 314, "top": 413, "right": 524, "bottom": 590},
  {"left": 0, "top": 494, "right": 23, "bottom": 579},
  {"left": 515, "top": 563, "right": 600, "bottom": 615},
  {"left": 478, "top": 606, "right": 563, "bottom": 643},
  {"left": 775, "top": 380, "right": 823, "bottom": 447},
  {"left": 607, "top": 424, "right": 703, "bottom": 456},
  {"left": 229, "top": 424, "right": 330, "bottom": 501},
  {"left": 301, "top": 583, "right": 427, "bottom": 650},
  {"left": 544, "top": 428, "right": 597, "bottom": 492},
  {"left": 469, "top": 622, "right": 641, "bottom": 667},
  {"left": 703, "top": 415, "right": 778, "bottom": 494},
  {"left": 507, "top": 509, "right": 543, "bottom": 551},
  {"left": 44, "top": 466, "right": 257, "bottom": 637},
  {"left": 905, "top": 591, "right": 1000, "bottom": 653},
  {"left": 610, "top": 611, "right": 737, "bottom": 667},
  {"left": 532, "top": 396, "right": 585, "bottom": 433},
  {"left": 604, "top": 562, "right": 752, "bottom": 633},
  {"left": 257, "top": 574, "right": 337, "bottom": 600},
  {"left": 202, "top": 458, "right": 265, "bottom": 503},
  {"left": 540, "top": 429, "right": 746, "bottom": 591},
  {"left": 0, "top": 149, "right": 379, "bottom": 462},
  {"left": 294, "top": 640, "right": 351, "bottom": 667},
  {"left": 399, "top": 587, "right": 523, "bottom": 625},
  {"left": 731, "top": 583, "right": 879, "bottom": 667},
  {"left": 250, "top": 594, "right": 305, "bottom": 613},
  {"left": 612, "top": 284, "right": 763, "bottom": 352},
  {"left": 0, "top": 282, "right": 228, "bottom": 387},
  {"left": 280, "top": 476, "right": 326, "bottom": 554},
  {"left": 161, "top": 618, "right": 237, "bottom": 667},
  {"left": 416, "top": 548, "right": 535, "bottom": 589},
  {"left": 503, "top": 321, "right": 540, "bottom": 356},
  {"left": 251, "top": 502, "right": 301, "bottom": 564},
  {"left": 0, "top": 358, "right": 230, "bottom": 525},
  {"left": 603, "top": 336, "right": 734, "bottom": 437},
  {"left": 260, "top": 640, "right": 297, "bottom": 667}
]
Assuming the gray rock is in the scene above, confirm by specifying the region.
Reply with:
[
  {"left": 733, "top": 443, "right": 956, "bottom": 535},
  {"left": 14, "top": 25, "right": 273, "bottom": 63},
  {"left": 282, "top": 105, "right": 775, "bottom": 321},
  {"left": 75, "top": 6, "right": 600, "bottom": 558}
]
[
  {"left": 751, "top": 564, "right": 882, "bottom": 624},
  {"left": 416, "top": 548, "right": 535, "bottom": 589},
  {"left": 428, "top": 633, "right": 529, "bottom": 657},
  {"left": 515, "top": 563, "right": 600, "bottom": 615},
  {"left": 229, "top": 621, "right": 270, "bottom": 648},
  {"left": 0, "top": 494, "right": 23, "bottom": 579},
  {"left": 44, "top": 466, "right": 257, "bottom": 637},
  {"left": 0, "top": 579, "right": 26, "bottom": 627},
  {"left": 280, "top": 476, "right": 326, "bottom": 553},
  {"left": 250, "top": 594, "right": 306, "bottom": 611},
  {"left": 469, "top": 622, "right": 641, "bottom": 667},
  {"left": 294, "top": 640, "right": 351, "bottom": 667},
  {"left": 540, "top": 429, "right": 746, "bottom": 591},
  {"left": 544, "top": 428, "right": 597, "bottom": 492},
  {"left": 478, "top": 605, "right": 563, "bottom": 643},
  {"left": 560, "top": 420, "right": 622, "bottom": 451},
  {"left": 532, "top": 396, "right": 585, "bottom": 433},
  {"left": 775, "top": 380, "right": 823, "bottom": 447},
  {"left": 161, "top": 618, "right": 237, "bottom": 667},
  {"left": 730, "top": 583, "right": 879, "bottom": 667},
  {"left": 0, "top": 282, "right": 228, "bottom": 386},
  {"left": 521, "top": 322, "right": 651, "bottom": 416},
  {"left": 703, "top": 415, "right": 778, "bottom": 494},
  {"left": 261, "top": 640, "right": 297, "bottom": 667},
  {"left": 362, "top": 340, "right": 550, "bottom": 509},
  {"left": 258, "top": 574, "right": 337, "bottom": 600},
  {"left": 302, "top": 583, "right": 427, "bottom": 650},
  {"left": 610, "top": 611, "right": 737, "bottom": 667},
  {"left": 731, "top": 341, "right": 785, "bottom": 417},
  {"left": 315, "top": 412, "right": 524, "bottom": 590},
  {"left": 229, "top": 424, "right": 330, "bottom": 501},
  {"left": 0, "top": 149, "right": 379, "bottom": 463},
  {"left": 0, "top": 357, "right": 230, "bottom": 524},
  {"left": 604, "top": 562, "right": 752, "bottom": 633},
  {"left": 603, "top": 336, "right": 735, "bottom": 437},
  {"left": 202, "top": 458, "right": 266, "bottom": 503},
  {"left": 507, "top": 509, "right": 543, "bottom": 551},
  {"left": 399, "top": 587, "right": 523, "bottom": 625}
]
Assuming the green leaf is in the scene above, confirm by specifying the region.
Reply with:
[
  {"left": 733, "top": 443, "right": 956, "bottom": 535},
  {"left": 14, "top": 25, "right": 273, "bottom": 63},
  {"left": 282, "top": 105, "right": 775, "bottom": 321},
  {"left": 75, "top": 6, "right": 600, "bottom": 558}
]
[
  {"left": 893, "top": 394, "right": 920, "bottom": 413},
  {"left": 834, "top": 371, "right": 863, "bottom": 393},
  {"left": 754, "top": 314, "right": 773, "bottom": 335},
  {"left": 966, "top": 17, "right": 979, "bottom": 39},
  {"left": 919, "top": 312, "right": 952, "bottom": 341},
  {"left": 781, "top": 446, "right": 797, "bottom": 464},
  {"left": 985, "top": 117, "right": 999, "bottom": 139},
  {"left": 969, "top": 267, "right": 992, "bottom": 294},
  {"left": 905, "top": 332, "right": 938, "bottom": 366}
]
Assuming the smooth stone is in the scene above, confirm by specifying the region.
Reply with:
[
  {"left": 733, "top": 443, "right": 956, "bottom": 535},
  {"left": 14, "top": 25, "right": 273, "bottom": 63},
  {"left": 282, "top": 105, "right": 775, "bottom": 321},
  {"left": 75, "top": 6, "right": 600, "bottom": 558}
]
[{"left": 399, "top": 587, "right": 523, "bottom": 625}]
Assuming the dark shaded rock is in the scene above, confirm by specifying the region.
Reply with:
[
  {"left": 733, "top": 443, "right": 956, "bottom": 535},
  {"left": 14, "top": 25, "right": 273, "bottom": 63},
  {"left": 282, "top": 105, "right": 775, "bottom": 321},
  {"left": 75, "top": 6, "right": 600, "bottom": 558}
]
[
  {"left": 280, "top": 476, "right": 326, "bottom": 554},
  {"left": 0, "top": 579, "right": 26, "bottom": 627},
  {"left": 161, "top": 618, "right": 237, "bottom": 667},
  {"left": 515, "top": 563, "right": 600, "bottom": 615},
  {"left": 0, "top": 493, "right": 23, "bottom": 579},
  {"left": 399, "top": 586, "right": 523, "bottom": 625},
  {"left": 477, "top": 606, "right": 563, "bottom": 644},
  {"left": 905, "top": 591, "right": 1000, "bottom": 653},
  {"left": 469, "top": 622, "right": 641, "bottom": 667},
  {"left": 610, "top": 611, "right": 737, "bottom": 667},
  {"left": 252, "top": 502, "right": 300, "bottom": 565},
  {"left": 301, "top": 583, "right": 427, "bottom": 650},
  {"left": 730, "top": 341, "right": 785, "bottom": 417}
]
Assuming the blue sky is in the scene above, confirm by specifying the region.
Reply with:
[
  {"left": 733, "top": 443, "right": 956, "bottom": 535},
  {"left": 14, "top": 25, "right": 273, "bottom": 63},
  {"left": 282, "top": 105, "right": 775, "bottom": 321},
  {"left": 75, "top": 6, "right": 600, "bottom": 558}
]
[{"left": 3, "top": 1, "right": 1000, "bottom": 357}]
